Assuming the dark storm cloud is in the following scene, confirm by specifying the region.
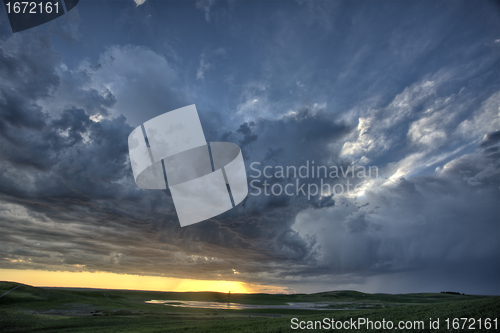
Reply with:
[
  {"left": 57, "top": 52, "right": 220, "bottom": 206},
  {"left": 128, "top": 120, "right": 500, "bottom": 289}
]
[
  {"left": 0, "top": 31, "right": 178, "bottom": 275},
  {"left": 0, "top": 47, "right": 354, "bottom": 282},
  {"left": 289, "top": 136, "right": 499, "bottom": 293},
  {"left": 232, "top": 104, "right": 357, "bottom": 215},
  {"left": 0, "top": 34, "right": 58, "bottom": 134},
  {"left": 0, "top": 29, "right": 345, "bottom": 282},
  {"left": 236, "top": 122, "right": 258, "bottom": 149},
  {"left": 0, "top": 0, "right": 498, "bottom": 294}
]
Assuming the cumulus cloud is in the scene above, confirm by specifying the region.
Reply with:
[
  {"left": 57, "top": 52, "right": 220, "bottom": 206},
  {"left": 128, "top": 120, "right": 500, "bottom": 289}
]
[
  {"left": 292, "top": 135, "right": 499, "bottom": 293},
  {"left": 0, "top": 37, "right": 353, "bottom": 282},
  {"left": 340, "top": 65, "right": 500, "bottom": 182},
  {"left": 85, "top": 45, "right": 189, "bottom": 127},
  {"left": 0, "top": 31, "right": 346, "bottom": 283}
]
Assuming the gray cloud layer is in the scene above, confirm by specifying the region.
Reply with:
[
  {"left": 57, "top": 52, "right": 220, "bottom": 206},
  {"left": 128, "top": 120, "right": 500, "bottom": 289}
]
[{"left": 0, "top": 0, "right": 498, "bottom": 294}]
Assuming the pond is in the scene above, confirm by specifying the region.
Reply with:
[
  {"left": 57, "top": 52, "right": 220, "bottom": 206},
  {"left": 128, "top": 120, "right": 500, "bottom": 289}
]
[{"left": 145, "top": 300, "right": 346, "bottom": 310}]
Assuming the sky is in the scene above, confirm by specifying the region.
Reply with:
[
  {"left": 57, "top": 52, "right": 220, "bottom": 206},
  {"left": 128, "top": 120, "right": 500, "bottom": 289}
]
[{"left": 0, "top": 0, "right": 499, "bottom": 295}]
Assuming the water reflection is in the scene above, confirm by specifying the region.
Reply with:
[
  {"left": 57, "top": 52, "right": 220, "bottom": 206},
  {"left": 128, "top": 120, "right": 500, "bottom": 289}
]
[{"left": 146, "top": 300, "right": 337, "bottom": 310}]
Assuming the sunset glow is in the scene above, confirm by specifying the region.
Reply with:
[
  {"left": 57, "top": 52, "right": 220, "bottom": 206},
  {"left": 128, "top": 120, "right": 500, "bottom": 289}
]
[{"left": 0, "top": 269, "right": 289, "bottom": 294}]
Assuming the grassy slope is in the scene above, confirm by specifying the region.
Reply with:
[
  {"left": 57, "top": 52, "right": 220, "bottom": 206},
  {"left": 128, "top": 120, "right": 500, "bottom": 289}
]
[{"left": 0, "top": 281, "right": 498, "bottom": 332}]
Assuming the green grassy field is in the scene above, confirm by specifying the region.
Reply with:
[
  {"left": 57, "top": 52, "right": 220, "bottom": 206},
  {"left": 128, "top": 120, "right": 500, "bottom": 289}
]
[{"left": 0, "top": 281, "right": 498, "bottom": 332}]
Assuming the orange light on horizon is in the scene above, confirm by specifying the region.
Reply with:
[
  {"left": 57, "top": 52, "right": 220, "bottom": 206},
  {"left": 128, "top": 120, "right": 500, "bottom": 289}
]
[{"left": 0, "top": 269, "right": 289, "bottom": 294}]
